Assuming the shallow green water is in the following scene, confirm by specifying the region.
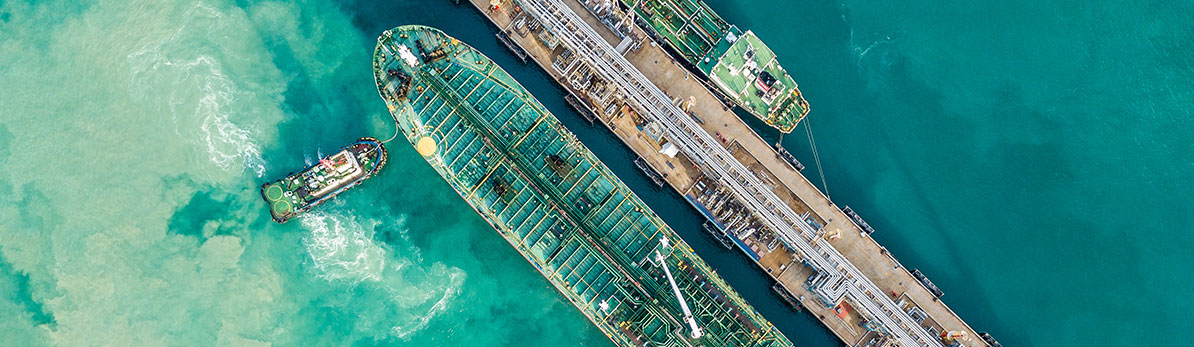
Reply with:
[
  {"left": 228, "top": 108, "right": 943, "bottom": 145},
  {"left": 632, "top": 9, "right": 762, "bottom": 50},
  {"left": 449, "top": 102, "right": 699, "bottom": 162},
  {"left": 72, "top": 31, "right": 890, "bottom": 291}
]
[
  {"left": 0, "top": 0, "right": 605, "bottom": 345},
  {"left": 0, "top": 0, "right": 1190, "bottom": 346}
]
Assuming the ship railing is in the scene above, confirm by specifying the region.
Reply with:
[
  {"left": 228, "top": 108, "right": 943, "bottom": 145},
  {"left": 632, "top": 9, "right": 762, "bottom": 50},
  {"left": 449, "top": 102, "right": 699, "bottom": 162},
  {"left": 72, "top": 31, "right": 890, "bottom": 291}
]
[{"left": 520, "top": 1, "right": 941, "bottom": 345}]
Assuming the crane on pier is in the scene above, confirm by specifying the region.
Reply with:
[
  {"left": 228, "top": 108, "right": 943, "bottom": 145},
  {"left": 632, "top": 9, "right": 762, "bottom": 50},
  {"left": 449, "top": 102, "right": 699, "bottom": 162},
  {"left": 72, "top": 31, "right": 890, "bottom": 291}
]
[{"left": 656, "top": 237, "right": 703, "bottom": 339}]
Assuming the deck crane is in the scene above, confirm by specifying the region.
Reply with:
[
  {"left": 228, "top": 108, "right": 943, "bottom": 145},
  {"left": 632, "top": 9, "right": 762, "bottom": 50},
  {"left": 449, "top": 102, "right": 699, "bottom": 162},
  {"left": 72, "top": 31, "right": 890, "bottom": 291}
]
[{"left": 656, "top": 237, "right": 703, "bottom": 339}]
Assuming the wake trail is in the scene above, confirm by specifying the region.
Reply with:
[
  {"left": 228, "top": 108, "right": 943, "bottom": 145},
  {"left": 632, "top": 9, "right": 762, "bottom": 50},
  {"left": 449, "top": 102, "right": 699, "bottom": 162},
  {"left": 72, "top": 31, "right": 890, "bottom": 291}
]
[{"left": 299, "top": 210, "right": 466, "bottom": 340}]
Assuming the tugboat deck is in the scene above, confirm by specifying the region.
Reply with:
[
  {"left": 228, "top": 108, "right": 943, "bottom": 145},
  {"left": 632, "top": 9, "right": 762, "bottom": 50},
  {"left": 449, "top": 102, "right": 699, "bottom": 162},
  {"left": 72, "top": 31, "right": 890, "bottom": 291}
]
[
  {"left": 374, "top": 25, "right": 791, "bottom": 347},
  {"left": 260, "top": 138, "right": 385, "bottom": 223}
]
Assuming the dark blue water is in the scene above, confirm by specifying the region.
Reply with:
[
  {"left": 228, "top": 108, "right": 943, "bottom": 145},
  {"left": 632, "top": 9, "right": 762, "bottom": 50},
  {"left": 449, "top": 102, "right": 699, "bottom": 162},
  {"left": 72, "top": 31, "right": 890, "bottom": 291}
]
[
  {"left": 708, "top": 0, "right": 1194, "bottom": 345},
  {"left": 2, "top": 0, "right": 1189, "bottom": 345}
]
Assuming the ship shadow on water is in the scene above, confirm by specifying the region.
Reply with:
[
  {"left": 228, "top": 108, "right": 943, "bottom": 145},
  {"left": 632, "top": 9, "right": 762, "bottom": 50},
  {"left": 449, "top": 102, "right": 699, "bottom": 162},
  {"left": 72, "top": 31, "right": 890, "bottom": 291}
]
[{"left": 331, "top": 0, "right": 843, "bottom": 345}]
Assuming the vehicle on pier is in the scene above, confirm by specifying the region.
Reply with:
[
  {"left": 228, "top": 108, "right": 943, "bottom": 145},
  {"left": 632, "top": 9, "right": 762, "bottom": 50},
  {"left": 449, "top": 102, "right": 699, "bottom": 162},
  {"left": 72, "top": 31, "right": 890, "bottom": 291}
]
[{"left": 374, "top": 25, "right": 791, "bottom": 347}]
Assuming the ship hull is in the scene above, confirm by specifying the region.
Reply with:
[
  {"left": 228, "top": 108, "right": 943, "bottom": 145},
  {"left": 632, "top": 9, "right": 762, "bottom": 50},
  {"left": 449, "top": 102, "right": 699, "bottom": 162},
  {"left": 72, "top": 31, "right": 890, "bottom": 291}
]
[
  {"left": 374, "top": 25, "right": 790, "bottom": 346},
  {"left": 260, "top": 137, "right": 386, "bottom": 223},
  {"left": 620, "top": 0, "right": 809, "bottom": 132}
]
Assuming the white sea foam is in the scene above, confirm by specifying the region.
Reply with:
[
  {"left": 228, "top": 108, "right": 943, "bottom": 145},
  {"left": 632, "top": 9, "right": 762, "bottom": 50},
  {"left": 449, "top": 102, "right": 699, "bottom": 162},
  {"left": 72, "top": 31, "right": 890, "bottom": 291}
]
[
  {"left": 299, "top": 211, "right": 465, "bottom": 340},
  {"left": 855, "top": 39, "right": 893, "bottom": 66},
  {"left": 300, "top": 212, "right": 388, "bottom": 283},
  {"left": 388, "top": 269, "right": 464, "bottom": 340},
  {"left": 191, "top": 55, "right": 267, "bottom": 176},
  {"left": 843, "top": 2, "right": 894, "bottom": 67},
  {"left": 125, "top": 2, "right": 266, "bottom": 177}
]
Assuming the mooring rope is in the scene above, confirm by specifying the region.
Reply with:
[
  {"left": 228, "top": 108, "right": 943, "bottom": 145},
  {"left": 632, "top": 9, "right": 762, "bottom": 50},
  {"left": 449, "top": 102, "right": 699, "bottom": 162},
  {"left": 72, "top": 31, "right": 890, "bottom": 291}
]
[
  {"left": 380, "top": 107, "right": 402, "bottom": 144},
  {"left": 804, "top": 117, "right": 830, "bottom": 200}
]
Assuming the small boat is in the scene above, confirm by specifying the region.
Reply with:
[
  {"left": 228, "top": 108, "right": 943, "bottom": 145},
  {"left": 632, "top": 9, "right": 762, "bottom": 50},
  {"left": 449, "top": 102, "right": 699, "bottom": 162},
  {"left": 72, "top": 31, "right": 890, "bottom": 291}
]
[
  {"left": 260, "top": 137, "right": 386, "bottom": 223},
  {"left": 702, "top": 221, "right": 734, "bottom": 250},
  {"left": 772, "top": 283, "right": 803, "bottom": 311}
]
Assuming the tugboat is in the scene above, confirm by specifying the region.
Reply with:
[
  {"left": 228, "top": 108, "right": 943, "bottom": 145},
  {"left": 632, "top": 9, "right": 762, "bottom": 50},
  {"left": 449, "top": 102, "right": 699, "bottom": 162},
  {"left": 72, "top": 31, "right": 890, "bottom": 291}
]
[{"left": 260, "top": 137, "right": 387, "bottom": 223}]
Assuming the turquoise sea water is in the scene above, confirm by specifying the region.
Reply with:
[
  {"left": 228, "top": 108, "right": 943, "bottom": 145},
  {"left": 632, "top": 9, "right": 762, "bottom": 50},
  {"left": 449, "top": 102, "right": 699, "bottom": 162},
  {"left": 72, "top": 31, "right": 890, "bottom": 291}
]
[
  {"left": 0, "top": 0, "right": 1190, "bottom": 346},
  {"left": 726, "top": 0, "right": 1194, "bottom": 345}
]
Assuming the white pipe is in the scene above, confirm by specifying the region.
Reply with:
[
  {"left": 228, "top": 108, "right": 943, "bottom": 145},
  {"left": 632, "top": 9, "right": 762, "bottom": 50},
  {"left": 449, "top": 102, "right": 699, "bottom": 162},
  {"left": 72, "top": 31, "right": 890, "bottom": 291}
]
[{"left": 656, "top": 238, "right": 702, "bottom": 339}]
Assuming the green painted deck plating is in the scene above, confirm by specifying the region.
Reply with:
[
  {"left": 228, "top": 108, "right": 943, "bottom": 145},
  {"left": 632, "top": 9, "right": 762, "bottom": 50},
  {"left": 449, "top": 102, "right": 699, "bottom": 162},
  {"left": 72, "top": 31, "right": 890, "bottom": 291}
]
[
  {"left": 260, "top": 138, "right": 386, "bottom": 223},
  {"left": 703, "top": 31, "right": 809, "bottom": 133},
  {"left": 621, "top": 0, "right": 809, "bottom": 133},
  {"left": 374, "top": 25, "right": 792, "bottom": 347},
  {"left": 622, "top": 0, "right": 730, "bottom": 62}
]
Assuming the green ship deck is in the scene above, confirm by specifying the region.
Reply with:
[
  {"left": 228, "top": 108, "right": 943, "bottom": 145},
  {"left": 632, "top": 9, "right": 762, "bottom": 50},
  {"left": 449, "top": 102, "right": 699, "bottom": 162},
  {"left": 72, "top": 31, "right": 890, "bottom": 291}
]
[
  {"left": 374, "top": 25, "right": 792, "bottom": 347},
  {"left": 622, "top": 0, "right": 730, "bottom": 62},
  {"left": 621, "top": 0, "right": 809, "bottom": 133},
  {"left": 260, "top": 138, "right": 386, "bottom": 223},
  {"left": 701, "top": 31, "right": 809, "bottom": 133}
]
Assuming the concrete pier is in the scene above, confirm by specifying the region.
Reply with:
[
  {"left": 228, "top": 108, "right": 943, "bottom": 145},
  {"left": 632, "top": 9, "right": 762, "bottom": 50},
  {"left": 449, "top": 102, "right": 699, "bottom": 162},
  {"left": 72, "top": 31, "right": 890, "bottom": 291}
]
[{"left": 465, "top": 1, "right": 994, "bottom": 346}]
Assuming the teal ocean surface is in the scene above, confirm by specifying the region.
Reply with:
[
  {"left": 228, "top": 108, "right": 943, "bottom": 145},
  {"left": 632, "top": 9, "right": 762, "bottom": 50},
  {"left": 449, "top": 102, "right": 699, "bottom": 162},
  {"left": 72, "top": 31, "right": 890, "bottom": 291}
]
[{"left": 0, "top": 0, "right": 1189, "bottom": 346}]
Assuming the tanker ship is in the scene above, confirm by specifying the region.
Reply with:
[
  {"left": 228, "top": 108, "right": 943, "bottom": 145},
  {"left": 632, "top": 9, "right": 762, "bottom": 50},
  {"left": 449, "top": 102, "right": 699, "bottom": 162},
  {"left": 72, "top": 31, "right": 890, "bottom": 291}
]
[
  {"left": 621, "top": 0, "right": 811, "bottom": 133},
  {"left": 374, "top": 25, "right": 791, "bottom": 346},
  {"left": 260, "top": 138, "right": 386, "bottom": 223}
]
